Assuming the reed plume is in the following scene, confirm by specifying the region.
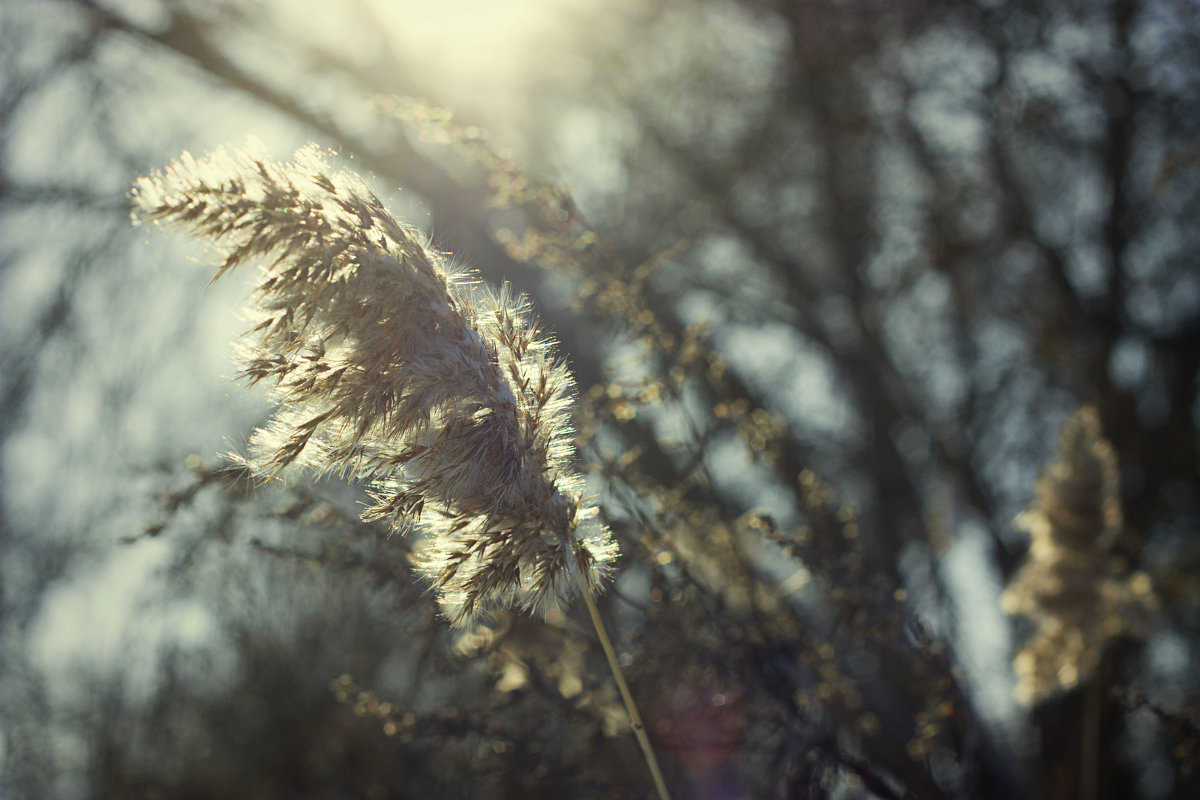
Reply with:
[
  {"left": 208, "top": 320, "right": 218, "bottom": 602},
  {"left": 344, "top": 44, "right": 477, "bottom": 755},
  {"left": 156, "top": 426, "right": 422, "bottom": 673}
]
[
  {"left": 1001, "top": 406, "right": 1157, "bottom": 702},
  {"left": 131, "top": 143, "right": 617, "bottom": 626}
]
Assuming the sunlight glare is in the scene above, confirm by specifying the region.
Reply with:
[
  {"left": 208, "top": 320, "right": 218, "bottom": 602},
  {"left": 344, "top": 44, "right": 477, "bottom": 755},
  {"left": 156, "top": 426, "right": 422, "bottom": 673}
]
[{"left": 278, "top": 0, "right": 588, "bottom": 115}]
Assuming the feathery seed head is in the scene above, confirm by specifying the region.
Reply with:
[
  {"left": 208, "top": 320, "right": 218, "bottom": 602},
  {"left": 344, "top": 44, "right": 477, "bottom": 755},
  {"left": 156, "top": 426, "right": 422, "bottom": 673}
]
[
  {"left": 132, "top": 144, "right": 617, "bottom": 625},
  {"left": 1001, "top": 406, "right": 1158, "bottom": 702}
]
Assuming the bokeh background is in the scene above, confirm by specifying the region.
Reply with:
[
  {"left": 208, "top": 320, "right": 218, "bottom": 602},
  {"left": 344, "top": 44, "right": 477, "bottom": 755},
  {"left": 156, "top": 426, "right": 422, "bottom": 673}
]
[{"left": 2, "top": 0, "right": 1198, "bottom": 798}]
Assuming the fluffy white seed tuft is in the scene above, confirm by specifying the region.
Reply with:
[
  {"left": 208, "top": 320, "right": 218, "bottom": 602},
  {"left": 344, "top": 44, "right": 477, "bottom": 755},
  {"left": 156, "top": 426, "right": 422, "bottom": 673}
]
[{"left": 133, "top": 144, "right": 617, "bottom": 625}]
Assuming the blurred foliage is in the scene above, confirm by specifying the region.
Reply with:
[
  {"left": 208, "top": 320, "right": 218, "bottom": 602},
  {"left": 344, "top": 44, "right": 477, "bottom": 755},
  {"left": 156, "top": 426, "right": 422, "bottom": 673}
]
[{"left": 2, "top": 0, "right": 1199, "bottom": 798}]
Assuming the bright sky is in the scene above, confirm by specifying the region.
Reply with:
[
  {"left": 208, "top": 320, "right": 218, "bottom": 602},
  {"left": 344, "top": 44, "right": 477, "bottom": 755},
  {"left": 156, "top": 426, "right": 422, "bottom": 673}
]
[{"left": 277, "top": 0, "right": 591, "bottom": 114}]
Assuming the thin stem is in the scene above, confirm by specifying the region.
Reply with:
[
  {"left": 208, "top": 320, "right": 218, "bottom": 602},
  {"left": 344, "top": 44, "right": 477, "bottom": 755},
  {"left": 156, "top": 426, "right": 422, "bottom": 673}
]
[
  {"left": 1081, "top": 668, "right": 1102, "bottom": 800},
  {"left": 579, "top": 584, "right": 672, "bottom": 800}
]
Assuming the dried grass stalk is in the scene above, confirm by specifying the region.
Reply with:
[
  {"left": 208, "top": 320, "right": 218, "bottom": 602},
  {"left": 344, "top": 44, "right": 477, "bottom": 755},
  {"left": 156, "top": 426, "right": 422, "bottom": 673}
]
[
  {"left": 1001, "top": 406, "right": 1157, "bottom": 702},
  {"left": 132, "top": 143, "right": 617, "bottom": 626}
]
